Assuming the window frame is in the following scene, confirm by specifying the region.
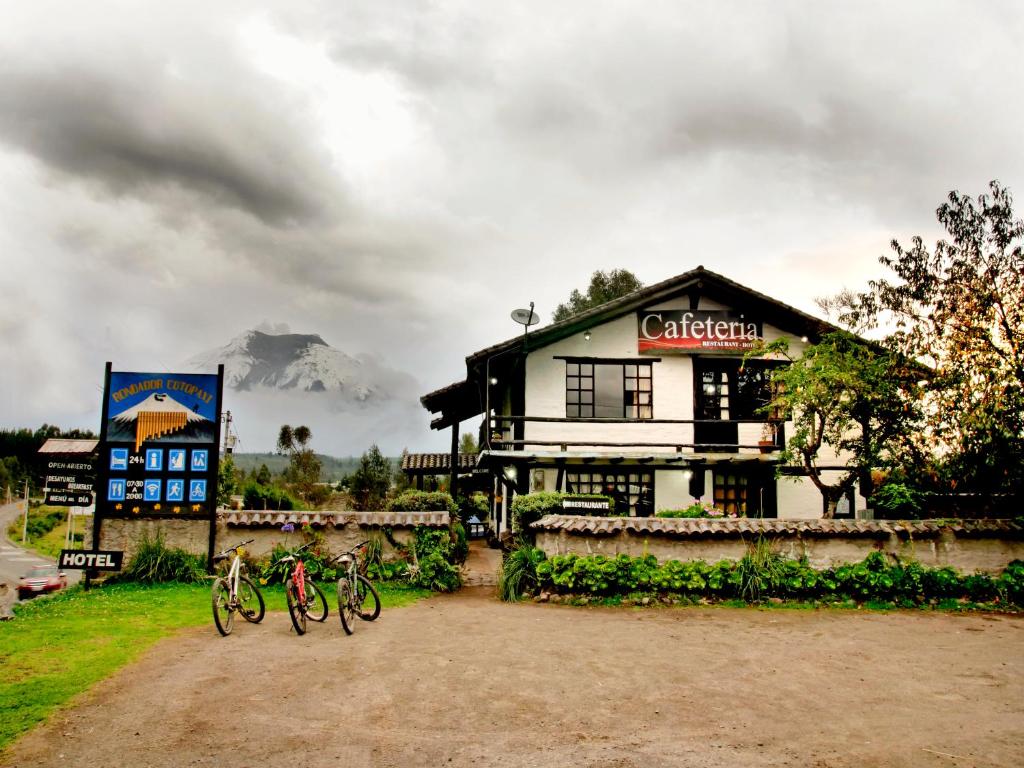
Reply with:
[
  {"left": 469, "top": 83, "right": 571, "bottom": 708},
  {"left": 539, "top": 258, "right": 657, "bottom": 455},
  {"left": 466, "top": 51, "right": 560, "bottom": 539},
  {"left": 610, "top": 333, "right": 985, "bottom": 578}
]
[{"left": 560, "top": 357, "right": 655, "bottom": 420}]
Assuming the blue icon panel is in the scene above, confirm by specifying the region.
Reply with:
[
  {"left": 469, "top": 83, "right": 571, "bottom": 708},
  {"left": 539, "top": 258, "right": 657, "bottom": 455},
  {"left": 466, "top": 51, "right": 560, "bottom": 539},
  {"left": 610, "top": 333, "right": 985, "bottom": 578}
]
[
  {"left": 108, "top": 479, "right": 126, "bottom": 501},
  {"left": 110, "top": 448, "right": 128, "bottom": 471},
  {"left": 189, "top": 480, "right": 207, "bottom": 502},
  {"left": 191, "top": 450, "right": 209, "bottom": 471},
  {"left": 166, "top": 480, "right": 185, "bottom": 502},
  {"left": 168, "top": 449, "right": 186, "bottom": 471},
  {"left": 144, "top": 480, "right": 161, "bottom": 502},
  {"left": 145, "top": 449, "right": 163, "bottom": 471}
]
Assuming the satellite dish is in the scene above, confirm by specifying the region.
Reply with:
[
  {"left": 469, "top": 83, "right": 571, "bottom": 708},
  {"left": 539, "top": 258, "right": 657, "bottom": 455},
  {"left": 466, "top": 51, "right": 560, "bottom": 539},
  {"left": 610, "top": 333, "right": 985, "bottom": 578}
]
[{"left": 511, "top": 308, "right": 540, "bottom": 327}]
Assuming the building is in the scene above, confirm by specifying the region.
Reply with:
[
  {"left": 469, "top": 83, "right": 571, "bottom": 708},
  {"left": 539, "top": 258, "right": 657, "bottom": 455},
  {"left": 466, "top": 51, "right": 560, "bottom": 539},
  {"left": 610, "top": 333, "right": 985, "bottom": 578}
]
[{"left": 420, "top": 267, "right": 865, "bottom": 535}]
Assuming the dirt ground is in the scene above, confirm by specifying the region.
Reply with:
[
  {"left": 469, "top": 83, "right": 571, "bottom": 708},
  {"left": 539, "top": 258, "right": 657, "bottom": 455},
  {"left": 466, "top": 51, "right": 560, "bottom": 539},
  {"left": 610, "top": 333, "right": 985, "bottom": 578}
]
[{"left": 5, "top": 590, "right": 1023, "bottom": 768}]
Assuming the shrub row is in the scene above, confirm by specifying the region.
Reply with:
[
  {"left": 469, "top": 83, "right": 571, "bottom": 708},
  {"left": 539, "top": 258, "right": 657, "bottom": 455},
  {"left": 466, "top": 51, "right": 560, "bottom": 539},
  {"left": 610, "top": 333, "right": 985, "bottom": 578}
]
[{"left": 533, "top": 549, "right": 1024, "bottom": 607}]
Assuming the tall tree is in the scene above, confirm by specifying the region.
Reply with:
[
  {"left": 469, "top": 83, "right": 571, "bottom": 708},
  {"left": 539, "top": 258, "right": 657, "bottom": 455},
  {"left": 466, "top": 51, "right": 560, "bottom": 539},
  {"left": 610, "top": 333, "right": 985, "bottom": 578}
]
[
  {"left": 276, "top": 424, "right": 321, "bottom": 501},
  {"left": 552, "top": 269, "right": 644, "bottom": 322},
  {"left": 839, "top": 181, "right": 1024, "bottom": 493},
  {"left": 350, "top": 444, "right": 392, "bottom": 510},
  {"left": 747, "top": 333, "right": 924, "bottom": 518}
]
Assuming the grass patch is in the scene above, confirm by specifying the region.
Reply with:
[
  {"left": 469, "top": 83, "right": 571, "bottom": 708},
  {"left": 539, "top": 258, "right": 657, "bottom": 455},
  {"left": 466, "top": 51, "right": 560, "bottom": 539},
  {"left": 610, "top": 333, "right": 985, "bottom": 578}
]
[{"left": 0, "top": 578, "right": 429, "bottom": 754}]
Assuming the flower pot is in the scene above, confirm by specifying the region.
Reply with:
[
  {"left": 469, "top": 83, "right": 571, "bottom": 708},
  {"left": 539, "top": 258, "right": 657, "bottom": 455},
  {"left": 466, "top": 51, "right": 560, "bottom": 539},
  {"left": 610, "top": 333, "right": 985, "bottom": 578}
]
[{"left": 758, "top": 440, "right": 775, "bottom": 454}]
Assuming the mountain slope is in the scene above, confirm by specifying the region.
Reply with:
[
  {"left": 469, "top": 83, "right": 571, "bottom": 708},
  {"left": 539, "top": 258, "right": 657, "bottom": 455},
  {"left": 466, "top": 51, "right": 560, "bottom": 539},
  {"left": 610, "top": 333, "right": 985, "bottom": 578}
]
[{"left": 185, "top": 330, "right": 417, "bottom": 403}]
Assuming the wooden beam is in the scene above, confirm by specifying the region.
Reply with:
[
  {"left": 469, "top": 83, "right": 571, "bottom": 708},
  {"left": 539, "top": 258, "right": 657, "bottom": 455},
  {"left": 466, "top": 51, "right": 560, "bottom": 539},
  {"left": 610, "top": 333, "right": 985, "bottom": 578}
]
[{"left": 449, "top": 421, "right": 459, "bottom": 499}]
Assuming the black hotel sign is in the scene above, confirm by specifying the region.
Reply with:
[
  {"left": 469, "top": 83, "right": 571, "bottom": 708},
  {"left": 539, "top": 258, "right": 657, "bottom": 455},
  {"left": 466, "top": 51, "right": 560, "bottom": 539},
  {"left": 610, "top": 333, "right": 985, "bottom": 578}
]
[{"left": 58, "top": 549, "right": 123, "bottom": 571}]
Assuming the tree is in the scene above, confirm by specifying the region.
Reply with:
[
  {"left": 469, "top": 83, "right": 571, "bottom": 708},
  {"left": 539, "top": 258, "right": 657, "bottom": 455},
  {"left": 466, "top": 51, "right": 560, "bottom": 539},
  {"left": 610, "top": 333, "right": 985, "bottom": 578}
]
[
  {"left": 459, "top": 432, "right": 478, "bottom": 454},
  {"left": 255, "top": 463, "right": 272, "bottom": 486},
  {"left": 276, "top": 424, "right": 322, "bottom": 501},
  {"left": 217, "top": 454, "right": 238, "bottom": 507},
  {"left": 552, "top": 269, "right": 644, "bottom": 322},
  {"left": 839, "top": 181, "right": 1024, "bottom": 494},
  {"left": 748, "top": 333, "right": 924, "bottom": 518},
  {"left": 350, "top": 444, "right": 392, "bottom": 510}
]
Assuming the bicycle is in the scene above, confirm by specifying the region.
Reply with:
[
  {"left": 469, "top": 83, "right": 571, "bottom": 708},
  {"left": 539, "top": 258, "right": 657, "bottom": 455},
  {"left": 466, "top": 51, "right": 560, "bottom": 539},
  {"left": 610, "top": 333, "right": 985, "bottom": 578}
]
[
  {"left": 333, "top": 540, "right": 381, "bottom": 635},
  {"left": 275, "top": 541, "right": 328, "bottom": 635},
  {"left": 211, "top": 538, "right": 265, "bottom": 636}
]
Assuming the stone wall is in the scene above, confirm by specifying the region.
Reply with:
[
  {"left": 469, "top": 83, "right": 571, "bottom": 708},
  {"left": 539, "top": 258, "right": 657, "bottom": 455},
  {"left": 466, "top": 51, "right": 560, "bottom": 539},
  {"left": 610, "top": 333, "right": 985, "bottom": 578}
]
[
  {"left": 90, "top": 510, "right": 450, "bottom": 563},
  {"left": 532, "top": 515, "right": 1024, "bottom": 574}
]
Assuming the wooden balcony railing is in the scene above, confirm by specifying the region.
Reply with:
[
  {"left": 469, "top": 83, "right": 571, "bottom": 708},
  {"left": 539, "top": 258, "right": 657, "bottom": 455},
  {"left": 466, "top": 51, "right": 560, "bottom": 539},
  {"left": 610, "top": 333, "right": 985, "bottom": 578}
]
[{"left": 486, "top": 414, "right": 785, "bottom": 453}]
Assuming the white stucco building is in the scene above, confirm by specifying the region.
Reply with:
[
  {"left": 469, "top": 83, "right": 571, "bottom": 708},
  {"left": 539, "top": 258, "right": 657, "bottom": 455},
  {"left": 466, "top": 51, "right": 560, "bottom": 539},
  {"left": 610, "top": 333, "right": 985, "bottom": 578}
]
[{"left": 421, "top": 267, "right": 864, "bottom": 534}]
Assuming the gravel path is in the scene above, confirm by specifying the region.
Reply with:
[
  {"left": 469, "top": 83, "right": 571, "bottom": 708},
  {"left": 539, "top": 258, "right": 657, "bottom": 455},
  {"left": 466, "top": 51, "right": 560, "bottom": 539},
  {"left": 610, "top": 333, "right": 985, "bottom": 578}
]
[{"left": 4, "top": 589, "right": 1023, "bottom": 767}]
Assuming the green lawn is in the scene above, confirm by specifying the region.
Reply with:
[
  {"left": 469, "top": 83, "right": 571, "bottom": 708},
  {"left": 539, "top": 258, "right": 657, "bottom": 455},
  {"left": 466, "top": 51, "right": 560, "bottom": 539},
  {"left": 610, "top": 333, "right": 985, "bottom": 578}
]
[{"left": 0, "top": 579, "right": 429, "bottom": 754}]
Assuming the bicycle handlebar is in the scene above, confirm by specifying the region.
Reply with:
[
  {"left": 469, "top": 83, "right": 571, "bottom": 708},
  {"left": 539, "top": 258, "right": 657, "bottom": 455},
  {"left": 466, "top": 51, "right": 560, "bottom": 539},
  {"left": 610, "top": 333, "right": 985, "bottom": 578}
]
[{"left": 215, "top": 538, "right": 255, "bottom": 558}]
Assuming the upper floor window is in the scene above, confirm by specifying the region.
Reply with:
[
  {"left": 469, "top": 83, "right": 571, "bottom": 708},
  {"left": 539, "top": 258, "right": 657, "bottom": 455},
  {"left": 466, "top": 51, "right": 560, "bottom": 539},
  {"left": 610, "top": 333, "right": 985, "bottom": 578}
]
[{"left": 565, "top": 361, "right": 652, "bottom": 419}]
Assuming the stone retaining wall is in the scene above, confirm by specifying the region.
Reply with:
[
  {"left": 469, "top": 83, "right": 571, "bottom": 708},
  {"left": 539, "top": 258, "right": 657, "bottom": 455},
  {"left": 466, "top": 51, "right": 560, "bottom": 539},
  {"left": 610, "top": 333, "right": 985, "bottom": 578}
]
[
  {"left": 91, "top": 509, "right": 450, "bottom": 563},
  {"left": 531, "top": 516, "right": 1024, "bottom": 573}
]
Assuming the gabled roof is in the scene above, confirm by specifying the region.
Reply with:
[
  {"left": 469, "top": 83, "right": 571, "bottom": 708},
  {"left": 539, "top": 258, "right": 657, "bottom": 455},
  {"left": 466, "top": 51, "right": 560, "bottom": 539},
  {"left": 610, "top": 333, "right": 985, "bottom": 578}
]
[{"left": 422, "top": 266, "right": 840, "bottom": 428}]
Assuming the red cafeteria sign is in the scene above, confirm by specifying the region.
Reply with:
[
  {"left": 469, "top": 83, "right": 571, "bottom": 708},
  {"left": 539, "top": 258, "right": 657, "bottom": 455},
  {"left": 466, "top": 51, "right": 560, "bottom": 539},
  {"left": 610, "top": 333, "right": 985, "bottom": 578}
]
[{"left": 637, "top": 310, "right": 762, "bottom": 352}]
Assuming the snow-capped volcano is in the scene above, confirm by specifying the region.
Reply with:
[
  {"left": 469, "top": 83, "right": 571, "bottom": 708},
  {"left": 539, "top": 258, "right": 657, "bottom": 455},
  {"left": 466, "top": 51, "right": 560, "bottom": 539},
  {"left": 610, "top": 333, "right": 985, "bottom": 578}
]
[
  {"left": 185, "top": 330, "right": 417, "bottom": 404},
  {"left": 113, "top": 393, "right": 210, "bottom": 423}
]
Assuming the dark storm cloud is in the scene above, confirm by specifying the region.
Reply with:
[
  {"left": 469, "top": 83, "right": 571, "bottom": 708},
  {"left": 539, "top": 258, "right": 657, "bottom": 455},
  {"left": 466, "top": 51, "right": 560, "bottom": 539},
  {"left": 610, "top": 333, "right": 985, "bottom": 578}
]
[{"left": 0, "top": 62, "right": 337, "bottom": 226}]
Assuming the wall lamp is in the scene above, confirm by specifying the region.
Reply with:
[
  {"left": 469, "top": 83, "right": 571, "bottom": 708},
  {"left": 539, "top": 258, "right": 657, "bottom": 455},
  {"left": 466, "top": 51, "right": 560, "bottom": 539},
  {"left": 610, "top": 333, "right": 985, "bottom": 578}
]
[{"left": 583, "top": 330, "right": 592, "bottom": 341}]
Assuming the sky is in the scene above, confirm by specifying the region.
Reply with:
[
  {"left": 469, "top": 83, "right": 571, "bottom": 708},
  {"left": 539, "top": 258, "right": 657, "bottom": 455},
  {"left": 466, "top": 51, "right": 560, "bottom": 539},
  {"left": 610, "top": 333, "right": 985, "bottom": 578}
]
[{"left": 1, "top": 1, "right": 1022, "bottom": 455}]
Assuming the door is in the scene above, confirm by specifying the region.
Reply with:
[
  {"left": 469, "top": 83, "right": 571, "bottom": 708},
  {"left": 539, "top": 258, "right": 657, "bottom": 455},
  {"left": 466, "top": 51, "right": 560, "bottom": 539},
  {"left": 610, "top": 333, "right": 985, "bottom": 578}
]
[{"left": 694, "top": 360, "right": 739, "bottom": 452}]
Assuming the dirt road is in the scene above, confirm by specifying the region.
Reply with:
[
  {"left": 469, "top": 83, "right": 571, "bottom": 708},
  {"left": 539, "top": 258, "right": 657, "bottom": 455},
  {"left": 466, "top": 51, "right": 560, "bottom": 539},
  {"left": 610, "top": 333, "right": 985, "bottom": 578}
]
[{"left": 5, "top": 590, "right": 1023, "bottom": 768}]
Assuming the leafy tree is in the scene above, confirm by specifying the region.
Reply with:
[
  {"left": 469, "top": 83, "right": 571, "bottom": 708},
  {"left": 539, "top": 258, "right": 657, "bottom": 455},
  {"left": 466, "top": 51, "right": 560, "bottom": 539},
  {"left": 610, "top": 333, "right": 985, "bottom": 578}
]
[
  {"left": 747, "top": 333, "right": 924, "bottom": 518},
  {"left": 217, "top": 454, "right": 239, "bottom": 507},
  {"left": 459, "top": 432, "right": 478, "bottom": 454},
  {"left": 255, "top": 463, "right": 272, "bottom": 485},
  {"left": 276, "top": 424, "right": 321, "bottom": 502},
  {"left": 838, "top": 181, "right": 1024, "bottom": 494},
  {"left": 350, "top": 444, "right": 392, "bottom": 510},
  {"left": 552, "top": 269, "right": 644, "bottom": 322}
]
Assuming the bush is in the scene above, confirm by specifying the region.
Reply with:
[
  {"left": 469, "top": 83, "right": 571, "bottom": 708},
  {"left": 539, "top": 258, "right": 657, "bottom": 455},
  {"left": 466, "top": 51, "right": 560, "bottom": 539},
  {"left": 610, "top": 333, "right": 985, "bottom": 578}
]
[
  {"left": 657, "top": 500, "right": 741, "bottom": 519},
  {"left": 243, "top": 482, "right": 304, "bottom": 511},
  {"left": 113, "top": 534, "right": 206, "bottom": 584},
  {"left": 388, "top": 490, "right": 457, "bottom": 514},
  {"left": 532, "top": 549, "right": 1024, "bottom": 608},
  {"left": 408, "top": 526, "right": 462, "bottom": 592},
  {"left": 871, "top": 483, "right": 925, "bottom": 519},
  {"left": 498, "top": 541, "right": 546, "bottom": 602},
  {"left": 510, "top": 492, "right": 566, "bottom": 533}
]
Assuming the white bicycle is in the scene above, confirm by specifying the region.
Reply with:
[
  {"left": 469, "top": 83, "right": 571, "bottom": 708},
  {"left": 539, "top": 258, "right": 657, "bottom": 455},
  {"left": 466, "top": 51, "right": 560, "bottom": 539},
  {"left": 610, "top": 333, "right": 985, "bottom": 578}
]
[{"left": 211, "top": 539, "right": 265, "bottom": 636}]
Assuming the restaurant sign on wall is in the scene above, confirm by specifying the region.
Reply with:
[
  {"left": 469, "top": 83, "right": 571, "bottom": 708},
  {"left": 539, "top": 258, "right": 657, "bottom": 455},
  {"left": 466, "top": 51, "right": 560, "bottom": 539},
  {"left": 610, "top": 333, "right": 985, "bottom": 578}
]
[{"left": 637, "top": 310, "right": 762, "bottom": 353}]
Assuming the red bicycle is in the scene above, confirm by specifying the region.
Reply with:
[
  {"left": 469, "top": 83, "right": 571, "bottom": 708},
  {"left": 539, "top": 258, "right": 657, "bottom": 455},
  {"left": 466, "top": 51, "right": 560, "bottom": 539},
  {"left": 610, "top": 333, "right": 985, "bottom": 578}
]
[{"left": 275, "top": 542, "right": 328, "bottom": 635}]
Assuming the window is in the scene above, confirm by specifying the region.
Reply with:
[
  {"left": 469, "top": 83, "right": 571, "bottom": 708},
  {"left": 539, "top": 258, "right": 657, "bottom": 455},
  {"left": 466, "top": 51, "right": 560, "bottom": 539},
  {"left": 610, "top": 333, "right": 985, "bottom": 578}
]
[
  {"left": 565, "top": 470, "right": 654, "bottom": 516},
  {"left": 713, "top": 471, "right": 748, "bottom": 516},
  {"left": 566, "top": 361, "right": 652, "bottom": 419}
]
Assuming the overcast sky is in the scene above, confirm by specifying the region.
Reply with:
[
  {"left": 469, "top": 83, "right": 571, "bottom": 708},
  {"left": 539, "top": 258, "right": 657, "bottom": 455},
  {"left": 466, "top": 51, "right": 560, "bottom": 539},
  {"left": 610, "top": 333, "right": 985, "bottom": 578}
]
[{"left": 2, "top": 1, "right": 1022, "bottom": 454}]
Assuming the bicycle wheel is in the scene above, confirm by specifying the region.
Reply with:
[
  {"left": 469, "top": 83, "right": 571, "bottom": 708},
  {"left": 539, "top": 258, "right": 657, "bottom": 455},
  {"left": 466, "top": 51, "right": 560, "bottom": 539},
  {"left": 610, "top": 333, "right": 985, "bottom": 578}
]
[
  {"left": 337, "top": 578, "right": 355, "bottom": 635},
  {"left": 212, "top": 578, "right": 234, "bottom": 636},
  {"left": 304, "top": 578, "right": 328, "bottom": 622},
  {"left": 238, "top": 575, "right": 266, "bottom": 624},
  {"left": 285, "top": 577, "right": 307, "bottom": 635},
  {"left": 355, "top": 575, "right": 381, "bottom": 621}
]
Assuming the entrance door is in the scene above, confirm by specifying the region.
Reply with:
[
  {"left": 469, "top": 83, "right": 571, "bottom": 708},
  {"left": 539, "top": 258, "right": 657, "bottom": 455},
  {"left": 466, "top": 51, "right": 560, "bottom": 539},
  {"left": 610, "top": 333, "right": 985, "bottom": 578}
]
[{"left": 694, "top": 360, "right": 739, "bottom": 452}]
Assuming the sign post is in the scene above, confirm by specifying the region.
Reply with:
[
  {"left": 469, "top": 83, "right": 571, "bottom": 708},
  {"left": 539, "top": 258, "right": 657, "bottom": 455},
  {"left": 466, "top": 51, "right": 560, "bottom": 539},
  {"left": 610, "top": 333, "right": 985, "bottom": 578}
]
[{"left": 93, "top": 364, "right": 224, "bottom": 576}]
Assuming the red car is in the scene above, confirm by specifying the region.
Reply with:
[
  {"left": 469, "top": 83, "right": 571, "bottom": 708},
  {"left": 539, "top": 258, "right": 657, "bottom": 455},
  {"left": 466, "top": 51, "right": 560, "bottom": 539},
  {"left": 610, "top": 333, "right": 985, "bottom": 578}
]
[{"left": 18, "top": 565, "right": 68, "bottom": 600}]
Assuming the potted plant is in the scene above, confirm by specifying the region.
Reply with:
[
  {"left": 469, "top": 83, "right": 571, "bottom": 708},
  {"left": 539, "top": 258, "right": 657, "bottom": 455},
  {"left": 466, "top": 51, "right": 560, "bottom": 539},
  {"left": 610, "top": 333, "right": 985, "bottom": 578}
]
[{"left": 758, "top": 421, "right": 778, "bottom": 454}]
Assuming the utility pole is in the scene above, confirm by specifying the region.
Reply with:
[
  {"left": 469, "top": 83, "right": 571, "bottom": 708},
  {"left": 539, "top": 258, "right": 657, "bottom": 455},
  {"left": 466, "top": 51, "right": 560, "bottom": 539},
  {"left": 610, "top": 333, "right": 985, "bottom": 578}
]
[{"left": 21, "top": 479, "right": 29, "bottom": 543}]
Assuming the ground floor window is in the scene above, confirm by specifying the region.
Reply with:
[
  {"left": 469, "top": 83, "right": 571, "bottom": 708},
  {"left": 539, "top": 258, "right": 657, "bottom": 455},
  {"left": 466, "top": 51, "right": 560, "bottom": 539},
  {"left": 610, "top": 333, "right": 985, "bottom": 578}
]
[
  {"left": 712, "top": 468, "right": 777, "bottom": 518},
  {"left": 565, "top": 470, "right": 653, "bottom": 516},
  {"left": 713, "top": 471, "right": 749, "bottom": 516}
]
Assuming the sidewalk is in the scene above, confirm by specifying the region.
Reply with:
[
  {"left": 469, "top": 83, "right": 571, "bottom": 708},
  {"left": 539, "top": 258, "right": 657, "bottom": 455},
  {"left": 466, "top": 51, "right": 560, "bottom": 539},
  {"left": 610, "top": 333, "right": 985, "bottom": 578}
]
[{"left": 461, "top": 539, "right": 501, "bottom": 588}]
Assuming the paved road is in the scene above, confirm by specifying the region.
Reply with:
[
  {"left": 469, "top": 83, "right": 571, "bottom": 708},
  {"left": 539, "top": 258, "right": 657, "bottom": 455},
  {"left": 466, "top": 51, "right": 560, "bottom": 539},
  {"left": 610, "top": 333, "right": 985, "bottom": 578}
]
[{"left": 0, "top": 501, "right": 78, "bottom": 612}]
